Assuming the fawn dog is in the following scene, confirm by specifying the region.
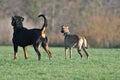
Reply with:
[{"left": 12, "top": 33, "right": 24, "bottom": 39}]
[
  {"left": 11, "top": 14, "right": 52, "bottom": 60},
  {"left": 61, "top": 25, "right": 89, "bottom": 59}
]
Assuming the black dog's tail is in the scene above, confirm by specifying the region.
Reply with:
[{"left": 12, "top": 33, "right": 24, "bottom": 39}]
[
  {"left": 38, "top": 14, "right": 47, "bottom": 30},
  {"left": 38, "top": 14, "right": 47, "bottom": 38}
]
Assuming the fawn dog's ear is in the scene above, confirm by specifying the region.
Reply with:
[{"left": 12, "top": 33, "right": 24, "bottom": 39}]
[
  {"left": 61, "top": 25, "right": 64, "bottom": 28},
  {"left": 61, "top": 25, "right": 69, "bottom": 29},
  {"left": 64, "top": 25, "right": 69, "bottom": 29}
]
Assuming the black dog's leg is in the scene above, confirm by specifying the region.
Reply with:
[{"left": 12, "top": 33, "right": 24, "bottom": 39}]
[
  {"left": 42, "top": 42, "right": 52, "bottom": 60},
  {"left": 33, "top": 43, "right": 41, "bottom": 60},
  {"left": 23, "top": 47, "right": 28, "bottom": 60},
  {"left": 13, "top": 44, "right": 18, "bottom": 60}
]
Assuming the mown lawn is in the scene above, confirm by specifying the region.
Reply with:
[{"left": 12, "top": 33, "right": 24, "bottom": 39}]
[{"left": 0, "top": 46, "right": 120, "bottom": 80}]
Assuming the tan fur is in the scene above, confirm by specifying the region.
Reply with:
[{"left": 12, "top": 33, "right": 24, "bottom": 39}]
[
  {"left": 41, "top": 27, "right": 46, "bottom": 38},
  {"left": 61, "top": 25, "right": 89, "bottom": 59}
]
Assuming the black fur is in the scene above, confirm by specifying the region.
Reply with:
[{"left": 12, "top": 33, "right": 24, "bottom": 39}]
[{"left": 11, "top": 14, "right": 51, "bottom": 60}]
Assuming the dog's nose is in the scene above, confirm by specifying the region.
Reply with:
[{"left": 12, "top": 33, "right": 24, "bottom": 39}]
[{"left": 61, "top": 30, "right": 64, "bottom": 33}]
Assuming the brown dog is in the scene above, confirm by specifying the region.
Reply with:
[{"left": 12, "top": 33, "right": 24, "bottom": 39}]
[{"left": 61, "top": 25, "right": 89, "bottom": 59}]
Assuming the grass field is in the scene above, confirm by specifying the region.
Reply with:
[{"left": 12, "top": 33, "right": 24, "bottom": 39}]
[{"left": 0, "top": 46, "right": 120, "bottom": 80}]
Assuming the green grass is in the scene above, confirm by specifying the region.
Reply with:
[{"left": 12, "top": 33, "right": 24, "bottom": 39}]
[{"left": 0, "top": 46, "right": 120, "bottom": 80}]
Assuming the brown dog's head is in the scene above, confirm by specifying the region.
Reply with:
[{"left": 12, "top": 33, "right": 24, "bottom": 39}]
[
  {"left": 61, "top": 25, "right": 70, "bottom": 34},
  {"left": 11, "top": 16, "right": 24, "bottom": 30}
]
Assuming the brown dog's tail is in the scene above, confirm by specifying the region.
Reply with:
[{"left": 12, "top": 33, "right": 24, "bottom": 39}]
[{"left": 83, "top": 37, "right": 88, "bottom": 49}]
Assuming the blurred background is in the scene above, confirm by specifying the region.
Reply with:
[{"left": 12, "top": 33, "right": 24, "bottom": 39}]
[{"left": 0, "top": 0, "right": 120, "bottom": 48}]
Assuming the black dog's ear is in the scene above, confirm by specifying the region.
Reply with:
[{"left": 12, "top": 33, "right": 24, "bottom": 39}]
[
  {"left": 21, "top": 17, "right": 24, "bottom": 21},
  {"left": 12, "top": 16, "right": 14, "bottom": 20}
]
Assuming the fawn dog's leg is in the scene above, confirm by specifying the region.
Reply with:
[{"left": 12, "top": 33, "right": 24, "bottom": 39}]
[
  {"left": 69, "top": 47, "right": 72, "bottom": 59},
  {"left": 77, "top": 39, "right": 83, "bottom": 59},
  {"left": 65, "top": 47, "right": 68, "bottom": 59}
]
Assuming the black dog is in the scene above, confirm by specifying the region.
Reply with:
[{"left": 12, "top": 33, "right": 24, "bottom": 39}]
[{"left": 11, "top": 14, "right": 52, "bottom": 60}]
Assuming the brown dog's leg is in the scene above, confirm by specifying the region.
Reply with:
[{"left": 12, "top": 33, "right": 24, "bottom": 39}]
[
  {"left": 23, "top": 47, "right": 28, "bottom": 60},
  {"left": 77, "top": 48, "right": 83, "bottom": 59},
  {"left": 82, "top": 46, "right": 89, "bottom": 59},
  {"left": 42, "top": 43, "right": 52, "bottom": 60},
  {"left": 69, "top": 47, "right": 72, "bottom": 59},
  {"left": 65, "top": 47, "right": 68, "bottom": 59},
  {"left": 77, "top": 40, "right": 83, "bottom": 59}
]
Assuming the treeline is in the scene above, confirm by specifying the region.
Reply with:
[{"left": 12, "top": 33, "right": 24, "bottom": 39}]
[{"left": 0, "top": 0, "right": 120, "bottom": 48}]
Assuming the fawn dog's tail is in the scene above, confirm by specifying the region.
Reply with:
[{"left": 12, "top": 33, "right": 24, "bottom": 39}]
[{"left": 83, "top": 37, "right": 88, "bottom": 49}]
